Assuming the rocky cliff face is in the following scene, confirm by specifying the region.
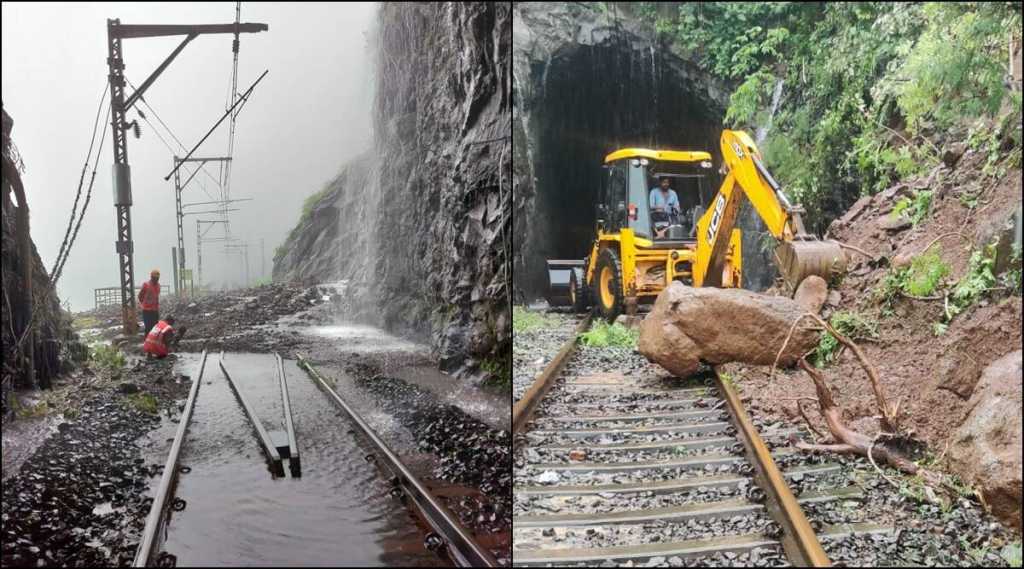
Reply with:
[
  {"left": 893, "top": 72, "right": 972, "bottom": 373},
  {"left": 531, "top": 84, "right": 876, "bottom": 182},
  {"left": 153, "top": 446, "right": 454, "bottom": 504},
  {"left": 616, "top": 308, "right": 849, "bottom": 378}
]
[
  {"left": 274, "top": 2, "right": 511, "bottom": 377},
  {"left": 272, "top": 156, "right": 375, "bottom": 288}
]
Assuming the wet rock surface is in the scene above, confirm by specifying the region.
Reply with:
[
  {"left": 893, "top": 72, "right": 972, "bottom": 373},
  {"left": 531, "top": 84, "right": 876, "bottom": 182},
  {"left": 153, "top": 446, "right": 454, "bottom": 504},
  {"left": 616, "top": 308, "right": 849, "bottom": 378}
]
[
  {"left": 275, "top": 2, "right": 512, "bottom": 374},
  {"left": 1, "top": 359, "right": 189, "bottom": 568}
]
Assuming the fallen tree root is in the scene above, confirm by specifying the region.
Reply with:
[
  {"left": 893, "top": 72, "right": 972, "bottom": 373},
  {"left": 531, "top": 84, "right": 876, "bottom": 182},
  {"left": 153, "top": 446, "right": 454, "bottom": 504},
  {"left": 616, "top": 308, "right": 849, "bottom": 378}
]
[
  {"left": 803, "top": 313, "right": 899, "bottom": 432},
  {"left": 796, "top": 359, "right": 932, "bottom": 480}
]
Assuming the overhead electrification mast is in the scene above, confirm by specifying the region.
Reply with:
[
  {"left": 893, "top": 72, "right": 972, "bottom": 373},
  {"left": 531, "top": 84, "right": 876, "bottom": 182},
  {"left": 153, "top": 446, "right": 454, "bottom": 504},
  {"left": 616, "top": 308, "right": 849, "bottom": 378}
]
[{"left": 105, "top": 17, "right": 267, "bottom": 334}]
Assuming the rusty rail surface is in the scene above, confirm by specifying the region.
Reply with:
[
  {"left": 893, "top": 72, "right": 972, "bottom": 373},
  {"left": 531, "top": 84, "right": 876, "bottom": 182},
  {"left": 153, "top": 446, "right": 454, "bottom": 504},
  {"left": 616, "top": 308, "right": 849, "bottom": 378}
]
[
  {"left": 512, "top": 315, "right": 591, "bottom": 434},
  {"left": 296, "top": 353, "right": 497, "bottom": 568},
  {"left": 714, "top": 367, "right": 831, "bottom": 567},
  {"left": 132, "top": 350, "right": 208, "bottom": 567}
]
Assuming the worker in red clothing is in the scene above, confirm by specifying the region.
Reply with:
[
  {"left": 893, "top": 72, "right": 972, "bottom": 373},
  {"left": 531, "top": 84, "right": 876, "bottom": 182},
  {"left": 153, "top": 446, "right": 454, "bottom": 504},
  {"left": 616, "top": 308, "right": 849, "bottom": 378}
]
[
  {"left": 142, "top": 316, "right": 177, "bottom": 359},
  {"left": 139, "top": 269, "right": 161, "bottom": 336}
]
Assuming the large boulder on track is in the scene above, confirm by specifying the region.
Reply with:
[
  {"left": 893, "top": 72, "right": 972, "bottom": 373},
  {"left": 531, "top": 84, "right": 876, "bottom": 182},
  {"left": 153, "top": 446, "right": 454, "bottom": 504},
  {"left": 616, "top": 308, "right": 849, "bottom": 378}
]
[
  {"left": 638, "top": 282, "right": 820, "bottom": 378},
  {"left": 946, "top": 350, "right": 1023, "bottom": 532}
]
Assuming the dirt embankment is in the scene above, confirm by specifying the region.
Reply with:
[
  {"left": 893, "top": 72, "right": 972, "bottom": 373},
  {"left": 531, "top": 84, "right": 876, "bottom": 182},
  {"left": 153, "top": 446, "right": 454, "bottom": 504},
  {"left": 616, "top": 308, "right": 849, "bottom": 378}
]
[{"left": 725, "top": 143, "right": 1022, "bottom": 529}]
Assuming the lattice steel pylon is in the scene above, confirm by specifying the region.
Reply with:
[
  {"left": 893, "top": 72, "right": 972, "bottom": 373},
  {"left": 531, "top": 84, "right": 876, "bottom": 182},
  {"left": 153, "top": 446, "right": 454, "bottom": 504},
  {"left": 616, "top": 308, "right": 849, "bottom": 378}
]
[
  {"left": 104, "top": 17, "right": 267, "bottom": 334},
  {"left": 107, "top": 18, "right": 136, "bottom": 334}
]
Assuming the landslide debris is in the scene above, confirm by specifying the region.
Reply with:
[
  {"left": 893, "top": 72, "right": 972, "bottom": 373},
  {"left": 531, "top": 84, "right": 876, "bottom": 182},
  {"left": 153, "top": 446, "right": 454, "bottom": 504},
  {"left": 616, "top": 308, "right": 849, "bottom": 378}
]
[
  {"left": 638, "top": 282, "right": 819, "bottom": 377},
  {"left": 725, "top": 134, "right": 1023, "bottom": 532}
]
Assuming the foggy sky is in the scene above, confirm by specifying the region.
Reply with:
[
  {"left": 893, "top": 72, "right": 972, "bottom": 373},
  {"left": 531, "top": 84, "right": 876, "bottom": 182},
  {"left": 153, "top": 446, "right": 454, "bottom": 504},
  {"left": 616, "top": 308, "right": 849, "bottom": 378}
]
[{"left": 2, "top": 2, "right": 376, "bottom": 311}]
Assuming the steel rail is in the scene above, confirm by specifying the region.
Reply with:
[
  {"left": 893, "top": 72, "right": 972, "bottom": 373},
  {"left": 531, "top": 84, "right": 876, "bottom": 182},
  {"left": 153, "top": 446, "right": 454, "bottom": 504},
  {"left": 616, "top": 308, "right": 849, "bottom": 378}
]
[
  {"left": 714, "top": 366, "right": 831, "bottom": 567},
  {"left": 512, "top": 314, "right": 591, "bottom": 434},
  {"left": 276, "top": 353, "right": 300, "bottom": 476},
  {"left": 132, "top": 350, "right": 208, "bottom": 567},
  {"left": 295, "top": 353, "right": 497, "bottom": 568},
  {"left": 511, "top": 312, "right": 832, "bottom": 566},
  {"left": 219, "top": 352, "right": 284, "bottom": 477}
]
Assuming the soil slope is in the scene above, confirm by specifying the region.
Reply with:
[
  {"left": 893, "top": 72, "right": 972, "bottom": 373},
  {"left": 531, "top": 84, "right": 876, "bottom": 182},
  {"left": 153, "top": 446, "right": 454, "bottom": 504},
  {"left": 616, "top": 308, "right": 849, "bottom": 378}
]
[{"left": 725, "top": 143, "right": 1022, "bottom": 527}]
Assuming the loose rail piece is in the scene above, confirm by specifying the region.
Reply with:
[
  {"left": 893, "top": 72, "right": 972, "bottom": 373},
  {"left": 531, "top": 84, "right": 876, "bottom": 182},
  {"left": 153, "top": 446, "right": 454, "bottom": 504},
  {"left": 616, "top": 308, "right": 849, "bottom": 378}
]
[
  {"left": 219, "top": 352, "right": 284, "bottom": 477},
  {"left": 276, "top": 353, "right": 301, "bottom": 477}
]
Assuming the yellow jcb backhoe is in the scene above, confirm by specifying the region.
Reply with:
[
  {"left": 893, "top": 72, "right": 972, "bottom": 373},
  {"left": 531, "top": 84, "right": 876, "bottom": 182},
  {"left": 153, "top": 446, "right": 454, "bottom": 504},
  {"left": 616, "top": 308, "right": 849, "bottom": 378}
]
[{"left": 546, "top": 129, "right": 847, "bottom": 321}]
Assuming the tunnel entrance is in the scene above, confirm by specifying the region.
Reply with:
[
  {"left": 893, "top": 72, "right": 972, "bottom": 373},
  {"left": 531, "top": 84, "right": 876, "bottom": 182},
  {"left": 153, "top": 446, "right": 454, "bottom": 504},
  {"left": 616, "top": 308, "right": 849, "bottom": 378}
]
[{"left": 521, "top": 40, "right": 724, "bottom": 299}]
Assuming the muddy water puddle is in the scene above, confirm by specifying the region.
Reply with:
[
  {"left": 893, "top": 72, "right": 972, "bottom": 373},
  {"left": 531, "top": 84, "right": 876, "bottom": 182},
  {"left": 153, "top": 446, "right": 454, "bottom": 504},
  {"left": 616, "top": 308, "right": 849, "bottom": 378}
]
[{"left": 151, "top": 352, "right": 441, "bottom": 567}]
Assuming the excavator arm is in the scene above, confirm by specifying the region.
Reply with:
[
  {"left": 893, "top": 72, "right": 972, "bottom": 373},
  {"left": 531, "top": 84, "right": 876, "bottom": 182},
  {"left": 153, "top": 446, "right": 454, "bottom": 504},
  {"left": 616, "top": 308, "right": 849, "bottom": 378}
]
[{"left": 693, "top": 130, "right": 847, "bottom": 288}]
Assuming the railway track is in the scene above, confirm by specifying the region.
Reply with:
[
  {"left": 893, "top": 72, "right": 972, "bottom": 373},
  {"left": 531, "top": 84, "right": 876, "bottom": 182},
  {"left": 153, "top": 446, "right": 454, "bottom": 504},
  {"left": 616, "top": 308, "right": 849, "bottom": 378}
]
[
  {"left": 132, "top": 350, "right": 500, "bottom": 567},
  {"left": 512, "top": 318, "right": 892, "bottom": 567}
]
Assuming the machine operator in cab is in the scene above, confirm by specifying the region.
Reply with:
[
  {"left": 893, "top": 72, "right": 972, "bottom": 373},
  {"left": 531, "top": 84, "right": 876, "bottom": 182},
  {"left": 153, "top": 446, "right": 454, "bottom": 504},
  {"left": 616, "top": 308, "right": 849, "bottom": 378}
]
[{"left": 649, "top": 176, "right": 680, "bottom": 238}]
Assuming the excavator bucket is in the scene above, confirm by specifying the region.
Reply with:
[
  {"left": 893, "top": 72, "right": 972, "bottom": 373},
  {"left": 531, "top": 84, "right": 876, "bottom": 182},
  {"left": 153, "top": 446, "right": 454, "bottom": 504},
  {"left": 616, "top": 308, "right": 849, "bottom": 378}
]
[
  {"left": 545, "top": 259, "right": 585, "bottom": 307},
  {"left": 775, "top": 239, "right": 847, "bottom": 287}
]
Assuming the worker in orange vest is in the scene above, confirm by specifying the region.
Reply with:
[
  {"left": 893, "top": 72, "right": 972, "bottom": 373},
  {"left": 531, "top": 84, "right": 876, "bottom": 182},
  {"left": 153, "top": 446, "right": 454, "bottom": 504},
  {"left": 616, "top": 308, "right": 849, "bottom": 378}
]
[
  {"left": 139, "top": 269, "right": 161, "bottom": 336},
  {"left": 143, "top": 316, "right": 177, "bottom": 359}
]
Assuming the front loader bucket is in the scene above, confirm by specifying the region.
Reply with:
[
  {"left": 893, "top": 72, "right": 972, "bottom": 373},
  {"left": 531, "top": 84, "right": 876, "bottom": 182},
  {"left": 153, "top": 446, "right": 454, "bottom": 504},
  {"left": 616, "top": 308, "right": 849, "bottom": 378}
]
[
  {"left": 546, "top": 259, "right": 585, "bottom": 307},
  {"left": 775, "top": 240, "right": 847, "bottom": 287}
]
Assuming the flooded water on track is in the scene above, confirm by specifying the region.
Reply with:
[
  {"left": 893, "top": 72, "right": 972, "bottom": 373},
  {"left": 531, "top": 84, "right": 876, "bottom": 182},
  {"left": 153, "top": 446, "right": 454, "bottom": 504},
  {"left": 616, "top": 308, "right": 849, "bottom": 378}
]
[
  {"left": 300, "top": 322, "right": 510, "bottom": 432},
  {"left": 154, "top": 352, "right": 442, "bottom": 567}
]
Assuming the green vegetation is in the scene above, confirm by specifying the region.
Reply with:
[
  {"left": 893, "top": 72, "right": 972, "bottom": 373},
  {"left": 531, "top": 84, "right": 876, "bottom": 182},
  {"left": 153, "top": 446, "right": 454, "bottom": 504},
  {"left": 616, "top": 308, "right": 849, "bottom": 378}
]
[
  {"left": 636, "top": 2, "right": 1021, "bottom": 229},
  {"left": 273, "top": 243, "right": 287, "bottom": 265},
  {"left": 512, "top": 306, "right": 554, "bottom": 333},
  {"left": 718, "top": 371, "right": 735, "bottom": 388},
  {"left": 944, "top": 244, "right": 998, "bottom": 322},
  {"left": 894, "top": 4, "right": 1012, "bottom": 132},
  {"left": 1002, "top": 246, "right": 1023, "bottom": 295},
  {"left": 580, "top": 321, "right": 639, "bottom": 348},
  {"left": 962, "top": 537, "right": 997, "bottom": 566},
  {"left": 1002, "top": 542, "right": 1023, "bottom": 568},
  {"left": 72, "top": 315, "right": 101, "bottom": 330},
  {"left": 814, "top": 310, "right": 879, "bottom": 367},
  {"left": 8, "top": 394, "right": 49, "bottom": 419},
  {"left": 891, "top": 189, "right": 933, "bottom": 227},
  {"left": 905, "top": 248, "right": 951, "bottom": 296},
  {"left": 90, "top": 343, "right": 125, "bottom": 372},
  {"left": 301, "top": 184, "right": 331, "bottom": 222},
  {"left": 876, "top": 240, "right": 1015, "bottom": 330},
  {"left": 124, "top": 392, "right": 158, "bottom": 415},
  {"left": 877, "top": 247, "right": 951, "bottom": 309},
  {"left": 480, "top": 355, "right": 511, "bottom": 387}
]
